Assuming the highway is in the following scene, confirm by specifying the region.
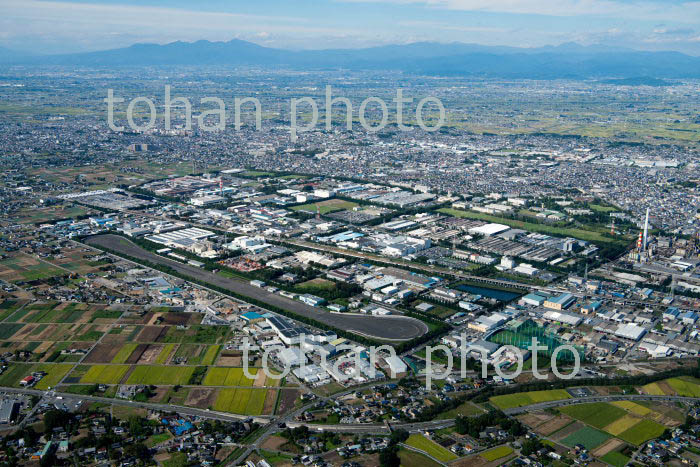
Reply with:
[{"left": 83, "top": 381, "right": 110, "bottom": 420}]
[{"left": 84, "top": 234, "right": 428, "bottom": 341}]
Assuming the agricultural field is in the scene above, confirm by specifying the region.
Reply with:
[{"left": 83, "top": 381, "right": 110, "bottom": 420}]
[
  {"left": 480, "top": 445, "right": 514, "bottom": 462},
  {"left": 561, "top": 425, "right": 611, "bottom": 450},
  {"left": 126, "top": 365, "right": 195, "bottom": 385},
  {"left": 397, "top": 449, "right": 442, "bottom": 467},
  {"left": 0, "top": 252, "right": 66, "bottom": 283},
  {"left": 489, "top": 389, "right": 571, "bottom": 409},
  {"left": 404, "top": 434, "right": 458, "bottom": 463},
  {"left": 291, "top": 199, "right": 358, "bottom": 215},
  {"left": 111, "top": 343, "right": 139, "bottom": 364},
  {"left": 203, "top": 367, "right": 257, "bottom": 387},
  {"left": 212, "top": 388, "right": 275, "bottom": 415},
  {"left": 0, "top": 362, "right": 73, "bottom": 389},
  {"left": 77, "top": 364, "right": 130, "bottom": 384},
  {"left": 0, "top": 300, "right": 27, "bottom": 322},
  {"left": 559, "top": 402, "right": 669, "bottom": 446},
  {"left": 640, "top": 376, "right": 700, "bottom": 397}
]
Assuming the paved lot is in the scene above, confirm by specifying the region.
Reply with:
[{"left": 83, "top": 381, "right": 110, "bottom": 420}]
[{"left": 85, "top": 235, "right": 428, "bottom": 341}]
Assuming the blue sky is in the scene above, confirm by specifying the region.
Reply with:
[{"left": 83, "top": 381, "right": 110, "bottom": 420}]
[{"left": 1, "top": 0, "right": 700, "bottom": 55}]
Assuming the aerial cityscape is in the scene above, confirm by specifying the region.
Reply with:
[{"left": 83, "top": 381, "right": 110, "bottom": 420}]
[{"left": 1, "top": 1, "right": 700, "bottom": 466}]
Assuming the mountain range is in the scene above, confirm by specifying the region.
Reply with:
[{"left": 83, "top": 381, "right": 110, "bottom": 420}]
[{"left": 2, "top": 39, "right": 700, "bottom": 80}]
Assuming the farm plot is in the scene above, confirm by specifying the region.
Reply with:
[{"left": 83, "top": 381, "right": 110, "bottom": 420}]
[
  {"left": 560, "top": 426, "right": 611, "bottom": 450},
  {"left": 111, "top": 343, "right": 139, "bottom": 364},
  {"left": 79, "top": 365, "right": 130, "bottom": 384},
  {"left": 126, "top": 365, "right": 195, "bottom": 385},
  {"left": 665, "top": 377, "right": 700, "bottom": 397},
  {"left": 135, "top": 325, "right": 167, "bottom": 342},
  {"left": 33, "top": 363, "right": 73, "bottom": 390},
  {"left": 0, "top": 253, "right": 66, "bottom": 283},
  {"left": 203, "top": 367, "right": 257, "bottom": 387},
  {"left": 0, "top": 323, "right": 25, "bottom": 339},
  {"left": 404, "top": 434, "right": 458, "bottom": 463},
  {"left": 84, "top": 343, "right": 123, "bottom": 363},
  {"left": 616, "top": 419, "right": 667, "bottom": 446},
  {"left": 559, "top": 402, "right": 627, "bottom": 429},
  {"left": 490, "top": 389, "right": 571, "bottom": 409},
  {"left": 155, "top": 343, "right": 177, "bottom": 364},
  {"left": 0, "top": 300, "right": 28, "bottom": 322},
  {"left": 213, "top": 388, "right": 271, "bottom": 415}
]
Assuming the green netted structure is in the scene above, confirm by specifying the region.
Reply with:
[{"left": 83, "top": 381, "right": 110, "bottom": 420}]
[{"left": 486, "top": 319, "right": 584, "bottom": 363}]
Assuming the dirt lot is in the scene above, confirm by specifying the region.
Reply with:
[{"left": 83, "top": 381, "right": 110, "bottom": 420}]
[
  {"left": 592, "top": 438, "right": 625, "bottom": 457},
  {"left": 276, "top": 389, "right": 301, "bottom": 415},
  {"left": 136, "top": 326, "right": 166, "bottom": 342},
  {"left": 137, "top": 344, "right": 164, "bottom": 364},
  {"left": 84, "top": 343, "right": 122, "bottom": 363},
  {"left": 217, "top": 355, "right": 242, "bottom": 366},
  {"left": 125, "top": 344, "right": 148, "bottom": 364},
  {"left": 263, "top": 390, "right": 278, "bottom": 415},
  {"left": 185, "top": 388, "right": 218, "bottom": 409}
]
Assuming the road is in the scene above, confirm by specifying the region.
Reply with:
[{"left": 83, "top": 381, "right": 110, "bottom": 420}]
[{"left": 84, "top": 234, "right": 428, "bottom": 341}]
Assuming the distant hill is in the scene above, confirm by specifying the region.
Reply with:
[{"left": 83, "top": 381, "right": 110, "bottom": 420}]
[{"left": 5, "top": 39, "right": 700, "bottom": 79}]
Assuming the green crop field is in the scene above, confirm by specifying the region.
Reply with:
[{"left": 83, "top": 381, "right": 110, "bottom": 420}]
[
  {"left": 480, "top": 445, "right": 514, "bottom": 462},
  {"left": 79, "top": 365, "right": 130, "bottom": 384},
  {"left": 490, "top": 389, "right": 571, "bottom": 409},
  {"left": 602, "top": 451, "right": 631, "bottom": 467},
  {"left": 156, "top": 344, "right": 177, "bottom": 364},
  {"left": 561, "top": 426, "right": 611, "bottom": 450},
  {"left": 666, "top": 377, "right": 700, "bottom": 397},
  {"left": 34, "top": 364, "right": 73, "bottom": 389},
  {"left": 0, "top": 323, "right": 24, "bottom": 339},
  {"left": 203, "top": 367, "right": 257, "bottom": 386},
  {"left": 617, "top": 419, "right": 667, "bottom": 445},
  {"left": 111, "top": 343, "right": 139, "bottom": 364},
  {"left": 126, "top": 365, "right": 194, "bottom": 385},
  {"left": 559, "top": 402, "right": 627, "bottom": 429},
  {"left": 405, "top": 435, "right": 458, "bottom": 462},
  {"left": 201, "top": 345, "right": 221, "bottom": 366},
  {"left": 213, "top": 388, "right": 269, "bottom": 415},
  {"left": 398, "top": 449, "right": 442, "bottom": 467}
]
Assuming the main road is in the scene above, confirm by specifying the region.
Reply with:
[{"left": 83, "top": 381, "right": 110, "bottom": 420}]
[{"left": 84, "top": 234, "right": 428, "bottom": 341}]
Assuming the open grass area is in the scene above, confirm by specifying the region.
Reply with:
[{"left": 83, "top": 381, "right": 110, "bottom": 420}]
[
  {"left": 561, "top": 426, "right": 611, "bottom": 450},
  {"left": 126, "top": 365, "right": 195, "bottom": 385},
  {"left": 490, "top": 389, "right": 571, "bottom": 409},
  {"left": 481, "top": 445, "right": 514, "bottom": 462},
  {"left": 404, "top": 434, "right": 458, "bottom": 462},
  {"left": 438, "top": 207, "right": 626, "bottom": 245},
  {"left": 79, "top": 365, "right": 130, "bottom": 384},
  {"left": 436, "top": 401, "right": 485, "bottom": 419},
  {"left": 213, "top": 388, "right": 269, "bottom": 415}
]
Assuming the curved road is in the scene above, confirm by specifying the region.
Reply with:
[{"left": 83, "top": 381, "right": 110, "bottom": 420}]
[{"left": 85, "top": 234, "right": 428, "bottom": 341}]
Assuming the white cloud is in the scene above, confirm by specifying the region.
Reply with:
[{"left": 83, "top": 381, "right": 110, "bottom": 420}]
[{"left": 344, "top": 0, "right": 700, "bottom": 23}]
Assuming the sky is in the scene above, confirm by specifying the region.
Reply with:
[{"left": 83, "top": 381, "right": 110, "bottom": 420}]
[{"left": 1, "top": 0, "right": 700, "bottom": 55}]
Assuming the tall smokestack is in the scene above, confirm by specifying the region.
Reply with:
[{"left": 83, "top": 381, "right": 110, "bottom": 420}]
[{"left": 642, "top": 207, "right": 650, "bottom": 251}]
